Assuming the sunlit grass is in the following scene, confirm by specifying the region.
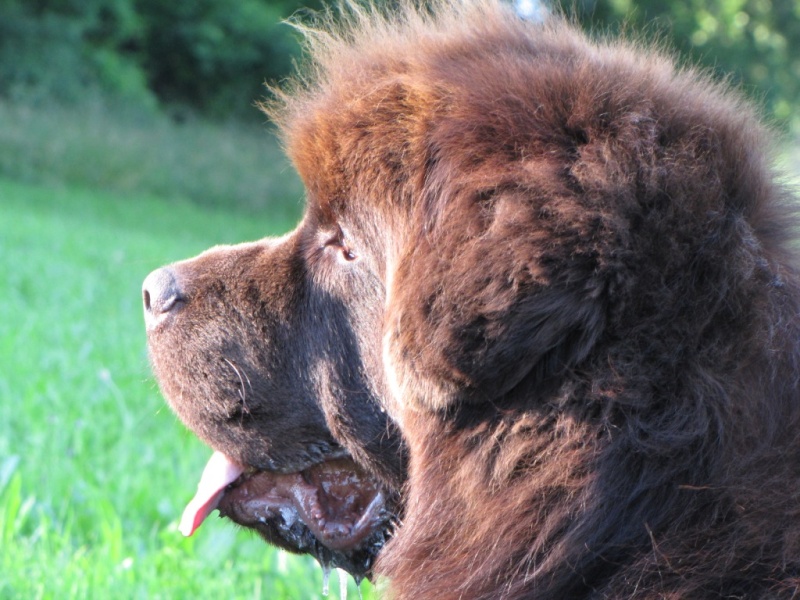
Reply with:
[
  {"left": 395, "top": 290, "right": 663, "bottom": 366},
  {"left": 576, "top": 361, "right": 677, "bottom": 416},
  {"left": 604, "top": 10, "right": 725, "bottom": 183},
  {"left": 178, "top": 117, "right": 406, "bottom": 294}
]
[
  {"left": 0, "top": 179, "right": 375, "bottom": 599},
  {"left": 0, "top": 98, "right": 304, "bottom": 217}
]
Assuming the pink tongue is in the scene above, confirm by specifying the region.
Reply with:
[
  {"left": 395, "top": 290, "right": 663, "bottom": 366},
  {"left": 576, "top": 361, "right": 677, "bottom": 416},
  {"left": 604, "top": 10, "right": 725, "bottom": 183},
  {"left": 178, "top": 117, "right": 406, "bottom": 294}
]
[{"left": 179, "top": 451, "right": 244, "bottom": 537}]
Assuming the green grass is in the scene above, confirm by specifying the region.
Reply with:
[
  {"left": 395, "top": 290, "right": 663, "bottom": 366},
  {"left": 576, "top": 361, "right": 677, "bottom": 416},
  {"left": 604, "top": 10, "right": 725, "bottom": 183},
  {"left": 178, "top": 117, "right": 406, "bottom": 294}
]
[
  {"left": 0, "top": 98, "right": 304, "bottom": 216},
  {"left": 0, "top": 178, "right": 378, "bottom": 599}
]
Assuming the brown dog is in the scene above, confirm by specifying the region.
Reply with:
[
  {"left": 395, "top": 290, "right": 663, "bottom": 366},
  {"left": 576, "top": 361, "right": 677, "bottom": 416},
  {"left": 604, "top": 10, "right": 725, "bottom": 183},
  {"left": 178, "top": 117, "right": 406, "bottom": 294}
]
[{"left": 144, "top": 1, "right": 800, "bottom": 597}]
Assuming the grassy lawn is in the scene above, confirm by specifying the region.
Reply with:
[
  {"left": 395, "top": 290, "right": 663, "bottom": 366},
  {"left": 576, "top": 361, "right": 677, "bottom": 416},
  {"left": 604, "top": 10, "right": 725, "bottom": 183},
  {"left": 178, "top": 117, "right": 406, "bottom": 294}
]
[
  {"left": 0, "top": 99, "right": 304, "bottom": 217},
  {"left": 0, "top": 178, "right": 377, "bottom": 599}
]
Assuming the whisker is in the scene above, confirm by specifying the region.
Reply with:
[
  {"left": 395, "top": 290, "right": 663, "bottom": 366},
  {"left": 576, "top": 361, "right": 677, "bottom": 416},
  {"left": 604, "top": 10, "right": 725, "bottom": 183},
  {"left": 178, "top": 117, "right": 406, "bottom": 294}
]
[{"left": 223, "top": 358, "right": 251, "bottom": 415}]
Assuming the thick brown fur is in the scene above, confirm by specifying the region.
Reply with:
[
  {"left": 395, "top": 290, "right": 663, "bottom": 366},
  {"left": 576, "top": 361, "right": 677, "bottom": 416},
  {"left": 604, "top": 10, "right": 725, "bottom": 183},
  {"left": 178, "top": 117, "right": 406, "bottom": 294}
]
[{"left": 146, "top": 0, "right": 800, "bottom": 597}]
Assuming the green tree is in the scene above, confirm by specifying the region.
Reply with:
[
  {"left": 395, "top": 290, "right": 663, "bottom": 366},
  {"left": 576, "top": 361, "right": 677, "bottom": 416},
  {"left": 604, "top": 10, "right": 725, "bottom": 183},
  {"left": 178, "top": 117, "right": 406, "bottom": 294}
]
[
  {"left": 134, "top": 0, "right": 320, "bottom": 117},
  {"left": 0, "top": 0, "right": 318, "bottom": 118},
  {"left": 0, "top": 0, "right": 797, "bottom": 128},
  {"left": 565, "top": 0, "right": 800, "bottom": 130},
  {"left": 0, "top": 0, "right": 151, "bottom": 104}
]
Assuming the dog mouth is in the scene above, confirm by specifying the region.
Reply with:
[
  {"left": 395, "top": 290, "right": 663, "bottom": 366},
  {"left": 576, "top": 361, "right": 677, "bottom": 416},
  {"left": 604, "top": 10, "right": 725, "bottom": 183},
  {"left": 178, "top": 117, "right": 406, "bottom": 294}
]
[{"left": 180, "top": 450, "right": 392, "bottom": 579}]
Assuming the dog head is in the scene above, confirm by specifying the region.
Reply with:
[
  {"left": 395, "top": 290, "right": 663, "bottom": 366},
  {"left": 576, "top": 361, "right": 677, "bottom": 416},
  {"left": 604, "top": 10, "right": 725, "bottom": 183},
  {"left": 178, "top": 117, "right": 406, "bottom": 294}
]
[
  {"left": 143, "top": 233, "right": 405, "bottom": 576},
  {"left": 144, "top": 0, "right": 787, "bottom": 584}
]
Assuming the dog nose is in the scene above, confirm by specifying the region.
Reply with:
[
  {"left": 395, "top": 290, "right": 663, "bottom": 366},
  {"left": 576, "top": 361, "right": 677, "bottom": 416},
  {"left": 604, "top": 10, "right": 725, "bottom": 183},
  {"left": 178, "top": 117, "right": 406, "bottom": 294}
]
[{"left": 143, "top": 267, "right": 184, "bottom": 328}]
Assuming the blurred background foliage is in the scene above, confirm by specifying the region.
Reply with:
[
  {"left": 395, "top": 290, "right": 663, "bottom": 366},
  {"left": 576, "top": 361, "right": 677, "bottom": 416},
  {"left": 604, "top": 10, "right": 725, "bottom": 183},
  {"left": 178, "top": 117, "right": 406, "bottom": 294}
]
[
  {"left": 0, "top": 0, "right": 797, "bottom": 213},
  {"left": 0, "top": 0, "right": 322, "bottom": 118},
  {"left": 0, "top": 0, "right": 797, "bottom": 126},
  {"left": 572, "top": 0, "right": 800, "bottom": 131}
]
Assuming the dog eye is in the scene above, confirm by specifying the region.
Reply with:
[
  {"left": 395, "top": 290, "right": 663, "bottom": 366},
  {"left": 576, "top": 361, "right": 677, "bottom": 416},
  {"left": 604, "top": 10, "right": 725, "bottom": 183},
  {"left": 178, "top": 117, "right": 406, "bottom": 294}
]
[
  {"left": 334, "top": 243, "right": 357, "bottom": 262},
  {"left": 323, "top": 230, "right": 358, "bottom": 263},
  {"left": 341, "top": 248, "right": 357, "bottom": 262}
]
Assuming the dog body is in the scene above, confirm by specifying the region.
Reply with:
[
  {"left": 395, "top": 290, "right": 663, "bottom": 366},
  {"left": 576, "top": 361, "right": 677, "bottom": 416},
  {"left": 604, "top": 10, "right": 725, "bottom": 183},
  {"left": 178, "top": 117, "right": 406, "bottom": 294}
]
[{"left": 144, "top": 1, "right": 800, "bottom": 597}]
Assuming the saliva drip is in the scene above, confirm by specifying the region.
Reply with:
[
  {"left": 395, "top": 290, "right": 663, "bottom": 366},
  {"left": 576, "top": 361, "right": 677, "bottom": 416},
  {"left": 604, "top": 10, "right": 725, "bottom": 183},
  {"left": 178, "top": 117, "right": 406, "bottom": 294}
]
[
  {"left": 321, "top": 563, "right": 331, "bottom": 597},
  {"left": 312, "top": 544, "right": 368, "bottom": 599},
  {"left": 334, "top": 568, "right": 366, "bottom": 600},
  {"left": 338, "top": 568, "right": 348, "bottom": 600}
]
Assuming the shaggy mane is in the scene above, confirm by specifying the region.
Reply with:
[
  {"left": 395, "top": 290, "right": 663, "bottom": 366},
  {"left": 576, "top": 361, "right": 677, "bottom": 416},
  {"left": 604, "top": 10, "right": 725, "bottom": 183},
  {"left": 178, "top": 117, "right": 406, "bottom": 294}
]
[{"left": 268, "top": 1, "right": 800, "bottom": 598}]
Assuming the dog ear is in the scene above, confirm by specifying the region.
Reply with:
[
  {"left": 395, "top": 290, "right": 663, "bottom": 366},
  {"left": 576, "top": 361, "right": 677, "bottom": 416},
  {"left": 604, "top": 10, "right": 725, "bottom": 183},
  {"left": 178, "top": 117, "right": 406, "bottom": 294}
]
[{"left": 384, "top": 184, "right": 609, "bottom": 412}]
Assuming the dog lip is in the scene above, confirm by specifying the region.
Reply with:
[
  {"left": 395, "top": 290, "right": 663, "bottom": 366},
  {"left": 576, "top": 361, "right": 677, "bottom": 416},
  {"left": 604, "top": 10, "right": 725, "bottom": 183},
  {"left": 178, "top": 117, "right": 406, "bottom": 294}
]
[
  {"left": 179, "top": 448, "right": 391, "bottom": 551},
  {"left": 221, "top": 458, "right": 389, "bottom": 552},
  {"left": 250, "top": 446, "right": 352, "bottom": 475}
]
